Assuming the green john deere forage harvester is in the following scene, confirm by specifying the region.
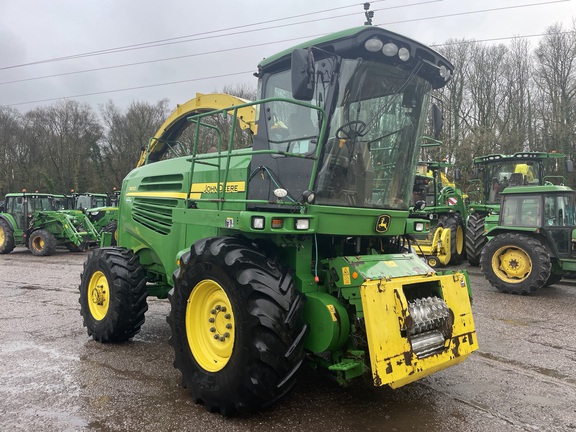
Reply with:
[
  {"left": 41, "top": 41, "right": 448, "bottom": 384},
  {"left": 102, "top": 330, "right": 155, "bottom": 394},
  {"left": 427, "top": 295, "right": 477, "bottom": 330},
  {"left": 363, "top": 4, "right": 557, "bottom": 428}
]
[{"left": 79, "top": 26, "right": 478, "bottom": 416}]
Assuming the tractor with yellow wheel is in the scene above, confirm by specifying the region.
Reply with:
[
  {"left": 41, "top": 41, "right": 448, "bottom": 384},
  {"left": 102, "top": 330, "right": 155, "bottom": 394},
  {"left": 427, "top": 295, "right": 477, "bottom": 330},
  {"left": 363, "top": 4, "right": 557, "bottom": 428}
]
[
  {"left": 480, "top": 184, "right": 576, "bottom": 294},
  {"left": 411, "top": 161, "right": 467, "bottom": 267},
  {"left": 466, "top": 151, "right": 572, "bottom": 266},
  {"left": 0, "top": 191, "right": 100, "bottom": 256}
]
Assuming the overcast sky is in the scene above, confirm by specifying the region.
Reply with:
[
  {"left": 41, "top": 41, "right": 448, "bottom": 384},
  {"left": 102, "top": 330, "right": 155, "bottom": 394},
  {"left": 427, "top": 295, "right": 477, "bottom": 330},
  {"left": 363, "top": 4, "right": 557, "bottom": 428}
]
[{"left": 1, "top": 0, "right": 574, "bottom": 113}]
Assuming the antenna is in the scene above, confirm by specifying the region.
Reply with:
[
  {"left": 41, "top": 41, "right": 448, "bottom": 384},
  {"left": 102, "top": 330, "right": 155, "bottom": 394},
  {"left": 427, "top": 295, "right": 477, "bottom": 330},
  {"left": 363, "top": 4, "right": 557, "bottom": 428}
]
[{"left": 364, "top": 3, "right": 374, "bottom": 25}]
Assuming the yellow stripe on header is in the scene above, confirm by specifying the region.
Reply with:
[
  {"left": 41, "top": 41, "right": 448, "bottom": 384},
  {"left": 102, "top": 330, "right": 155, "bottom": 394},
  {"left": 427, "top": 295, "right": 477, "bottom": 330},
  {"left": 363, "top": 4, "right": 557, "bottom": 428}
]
[{"left": 126, "top": 191, "right": 201, "bottom": 199}]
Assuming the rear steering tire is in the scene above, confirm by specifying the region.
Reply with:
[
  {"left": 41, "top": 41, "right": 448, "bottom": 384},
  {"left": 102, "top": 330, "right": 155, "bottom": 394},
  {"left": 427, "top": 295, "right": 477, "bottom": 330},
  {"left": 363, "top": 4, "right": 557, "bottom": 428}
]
[
  {"left": 102, "top": 220, "right": 118, "bottom": 246},
  {"left": 442, "top": 215, "right": 465, "bottom": 265},
  {"left": 480, "top": 233, "right": 551, "bottom": 295},
  {"left": 79, "top": 247, "right": 148, "bottom": 342},
  {"left": 169, "top": 236, "right": 307, "bottom": 416},
  {"left": 465, "top": 213, "right": 486, "bottom": 266}
]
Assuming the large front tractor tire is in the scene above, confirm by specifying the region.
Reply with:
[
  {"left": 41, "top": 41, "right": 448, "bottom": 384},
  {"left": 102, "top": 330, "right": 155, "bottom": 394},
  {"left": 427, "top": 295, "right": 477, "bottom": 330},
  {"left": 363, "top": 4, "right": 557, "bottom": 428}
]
[
  {"left": 79, "top": 248, "right": 148, "bottom": 342},
  {"left": 465, "top": 213, "right": 486, "bottom": 266},
  {"left": 0, "top": 219, "right": 15, "bottom": 254},
  {"left": 169, "top": 236, "right": 307, "bottom": 416},
  {"left": 29, "top": 229, "right": 57, "bottom": 256},
  {"left": 480, "top": 233, "right": 551, "bottom": 295}
]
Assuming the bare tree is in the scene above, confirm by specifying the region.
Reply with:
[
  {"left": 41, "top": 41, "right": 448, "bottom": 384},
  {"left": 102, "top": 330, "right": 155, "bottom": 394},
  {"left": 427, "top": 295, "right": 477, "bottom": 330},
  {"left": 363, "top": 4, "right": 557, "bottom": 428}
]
[
  {"left": 100, "top": 99, "right": 170, "bottom": 188},
  {"left": 22, "top": 100, "right": 102, "bottom": 193},
  {"left": 533, "top": 22, "right": 576, "bottom": 170},
  {"left": 0, "top": 106, "right": 25, "bottom": 195}
]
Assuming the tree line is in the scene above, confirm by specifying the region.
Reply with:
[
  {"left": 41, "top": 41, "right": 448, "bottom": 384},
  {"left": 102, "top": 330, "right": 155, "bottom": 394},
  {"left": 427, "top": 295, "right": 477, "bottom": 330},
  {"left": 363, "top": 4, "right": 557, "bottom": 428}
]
[
  {"left": 435, "top": 22, "right": 576, "bottom": 187},
  {"left": 0, "top": 22, "right": 574, "bottom": 198}
]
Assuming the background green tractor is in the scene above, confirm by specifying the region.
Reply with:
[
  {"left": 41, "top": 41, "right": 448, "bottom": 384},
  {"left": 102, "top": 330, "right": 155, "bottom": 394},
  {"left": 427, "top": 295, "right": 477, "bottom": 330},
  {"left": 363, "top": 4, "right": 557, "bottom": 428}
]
[
  {"left": 67, "top": 191, "right": 119, "bottom": 245},
  {"left": 465, "top": 151, "right": 571, "bottom": 266},
  {"left": 0, "top": 191, "right": 100, "bottom": 255},
  {"left": 411, "top": 160, "right": 467, "bottom": 267},
  {"left": 480, "top": 184, "right": 576, "bottom": 294},
  {"left": 78, "top": 26, "right": 478, "bottom": 416}
]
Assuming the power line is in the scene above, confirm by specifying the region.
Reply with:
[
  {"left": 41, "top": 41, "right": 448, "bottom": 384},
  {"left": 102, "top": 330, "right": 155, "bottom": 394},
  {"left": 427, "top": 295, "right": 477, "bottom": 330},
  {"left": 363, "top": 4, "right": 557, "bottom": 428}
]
[
  {"left": 0, "top": 0, "right": 395, "bottom": 71},
  {"left": 0, "top": 0, "right": 568, "bottom": 87},
  {"left": 375, "top": 0, "right": 571, "bottom": 27},
  {"left": 4, "top": 25, "right": 570, "bottom": 109},
  {"left": 0, "top": 36, "right": 310, "bottom": 87},
  {"left": 2, "top": 27, "right": 569, "bottom": 88},
  {"left": 431, "top": 30, "right": 574, "bottom": 47},
  {"left": 3, "top": 71, "right": 254, "bottom": 107},
  {"left": 1, "top": 0, "right": 573, "bottom": 108}
]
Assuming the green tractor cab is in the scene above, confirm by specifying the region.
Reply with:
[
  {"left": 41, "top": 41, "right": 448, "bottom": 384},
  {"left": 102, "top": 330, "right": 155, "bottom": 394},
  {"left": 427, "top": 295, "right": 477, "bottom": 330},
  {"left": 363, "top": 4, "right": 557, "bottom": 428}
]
[
  {"left": 465, "top": 151, "right": 572, "bottom": 265},
  {"left": 79, "top": 26, "right": 478, "bottom": 416},
  {"left": 480, "top": 184, "right": 576, "bottom": 294},
  {"left": 67, "top": 191, "right": 119, "bottom": 245}
]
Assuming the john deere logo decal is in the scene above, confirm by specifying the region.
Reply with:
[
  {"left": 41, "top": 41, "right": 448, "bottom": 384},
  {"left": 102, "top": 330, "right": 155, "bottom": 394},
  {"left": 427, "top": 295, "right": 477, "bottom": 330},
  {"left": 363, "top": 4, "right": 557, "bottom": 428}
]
[{"left": 376, "top": 214, "right": 391, "bottom": 233}]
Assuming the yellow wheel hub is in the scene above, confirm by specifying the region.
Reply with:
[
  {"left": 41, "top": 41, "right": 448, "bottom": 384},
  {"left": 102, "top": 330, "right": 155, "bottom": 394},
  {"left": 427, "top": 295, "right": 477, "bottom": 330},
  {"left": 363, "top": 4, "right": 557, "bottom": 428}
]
[
  {"left": 455, "top": 225, "right": 464, "bottom": 256},
  {"left": 438, "top": 227, "right": 452, "bottom": 265},
  {"left": 88, "top": 271, "right": 110, "bottom": 320},
  {"left": 32, "top": 236, "right": 44, "bottom": 251},
  {"left": 492, "top": 246, "right": 531, "bottom": 283},
  {"left": 186, "top": 279, "right": 235, "bottom": 372}
]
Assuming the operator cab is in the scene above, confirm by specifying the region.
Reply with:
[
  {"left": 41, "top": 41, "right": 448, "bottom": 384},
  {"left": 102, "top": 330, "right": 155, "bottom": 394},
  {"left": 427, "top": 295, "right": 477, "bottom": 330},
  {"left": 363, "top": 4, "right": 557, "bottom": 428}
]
[
  {"left": 3, "top": 193, "right": 58, "bottom": 229},
  {"left": 248, "top": 26, "right": 453, "bottom": 212},
  {"left": 499, "top": 186, "right": 576, "bottom": 258}
]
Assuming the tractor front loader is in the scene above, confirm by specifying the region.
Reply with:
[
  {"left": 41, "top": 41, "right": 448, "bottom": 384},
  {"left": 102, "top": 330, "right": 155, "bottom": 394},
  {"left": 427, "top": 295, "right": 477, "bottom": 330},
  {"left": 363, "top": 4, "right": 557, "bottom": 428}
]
[
  {"left": 79, "top": 26, "right": 478, "bottom": 416},
  {"left": 68, "top": 192, "right": 120, "bottom": 245},
  {"left": 411, "top": 161, "right": 467, "bottom": 267},
  {"left": 0, "top": 192, "right": 100, "bottom": 256}
]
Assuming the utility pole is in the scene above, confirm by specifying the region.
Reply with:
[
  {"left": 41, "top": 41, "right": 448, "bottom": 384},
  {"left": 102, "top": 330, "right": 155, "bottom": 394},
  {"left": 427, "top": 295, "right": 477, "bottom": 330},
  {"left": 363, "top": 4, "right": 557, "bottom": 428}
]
[{"left": 364, "top": 3, "right": 374, "bottom": 25}]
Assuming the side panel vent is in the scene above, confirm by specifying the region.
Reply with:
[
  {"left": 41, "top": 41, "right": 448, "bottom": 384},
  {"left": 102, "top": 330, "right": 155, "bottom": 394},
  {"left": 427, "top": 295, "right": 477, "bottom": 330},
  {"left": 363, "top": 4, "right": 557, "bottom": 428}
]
[
  {"left": 132, "top": 198, "right": 178, "bottom": 235},
  {"left": 139, "top": 174, "right": 184, "bottom": 192}
]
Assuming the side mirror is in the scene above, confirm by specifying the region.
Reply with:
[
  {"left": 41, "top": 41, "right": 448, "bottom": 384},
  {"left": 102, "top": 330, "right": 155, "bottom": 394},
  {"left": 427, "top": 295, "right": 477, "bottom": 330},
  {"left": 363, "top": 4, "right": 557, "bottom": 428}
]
[
  {"left": 566, "top": 159, "right": 574, "bottom": 173},
  {"left": 473, "top": 167, "right": 479, "bottom": 179},
  {"left": 454, "top": 168, "right": 461, "bottom": 181},
  {"left": 432, "top": 104, "right": 444, "bottom": 139},
  {"left": 414, "top": 200, "right": 426, "bottom": 211},
  {"left": 291, "top": 49, "right": 315, "bottom": 101}
]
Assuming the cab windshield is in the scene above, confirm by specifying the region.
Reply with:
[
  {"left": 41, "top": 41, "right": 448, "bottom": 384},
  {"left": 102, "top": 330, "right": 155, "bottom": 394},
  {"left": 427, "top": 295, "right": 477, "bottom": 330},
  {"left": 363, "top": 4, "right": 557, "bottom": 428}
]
[
  {"left": 483, "top": 162, "right": 538, "bottom": 204},
  {"left": 261, "top": 58, "right": 432, "bottom": 210},
  {"left": 315, "top": 58, "right": 431, "bottom": 209}
]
